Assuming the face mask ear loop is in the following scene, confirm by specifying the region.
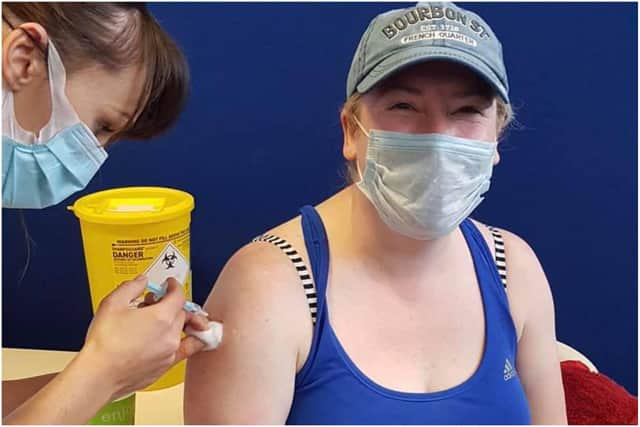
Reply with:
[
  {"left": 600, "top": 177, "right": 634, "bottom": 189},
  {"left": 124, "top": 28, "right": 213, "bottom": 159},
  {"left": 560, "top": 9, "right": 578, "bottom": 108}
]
[
  {"left": 45, "top": 40, "right": 79, "bottom": 136},
  {"left": 351, "top": 116, "right": 370, "bottom": 184},
  {"left": 355, "top": 161, "right": 364, "bottom": 184},
  {"left": 352, "top": 115, "right": 370, "bottom": 138}
]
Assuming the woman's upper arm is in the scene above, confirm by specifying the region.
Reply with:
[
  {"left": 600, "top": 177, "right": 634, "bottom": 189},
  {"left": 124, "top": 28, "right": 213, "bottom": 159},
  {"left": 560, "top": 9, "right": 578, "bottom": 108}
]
[
  {"left": 184, "top": 243, "right": 309, "bottom": 424},
  {"left": 500, "top": 230, "right": 568, "bottom": 425}
]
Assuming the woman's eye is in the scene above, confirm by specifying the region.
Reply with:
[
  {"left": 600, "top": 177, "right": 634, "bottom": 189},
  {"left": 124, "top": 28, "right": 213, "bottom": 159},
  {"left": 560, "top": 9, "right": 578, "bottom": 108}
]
[
  {"left": 389, "top": 102, "right": 416, "bottom": 111},
  {"left": 101, "top": 124, "right": 116, "bottom": 134},
  {"left": 94, "top": 122, "right": 115, "bottom": 136}
]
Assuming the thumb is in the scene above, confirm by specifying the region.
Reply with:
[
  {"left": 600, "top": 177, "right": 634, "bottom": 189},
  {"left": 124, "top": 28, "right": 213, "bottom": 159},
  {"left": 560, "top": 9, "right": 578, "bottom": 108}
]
[
  {"left": 157, "top": 277, "right": 186, "bottom": 311},
  {"left": 108, "top": 275, "right": 149, "bottom": 305},
  {"left": 174, "top": 336, "right": 207, "bottom": 363}
]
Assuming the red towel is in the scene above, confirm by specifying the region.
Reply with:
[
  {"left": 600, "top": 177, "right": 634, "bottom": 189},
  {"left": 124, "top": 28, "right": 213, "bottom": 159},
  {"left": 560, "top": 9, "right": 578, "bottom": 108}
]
[{"left": 561, "top": 360, "right": 638, "bottom": 425}]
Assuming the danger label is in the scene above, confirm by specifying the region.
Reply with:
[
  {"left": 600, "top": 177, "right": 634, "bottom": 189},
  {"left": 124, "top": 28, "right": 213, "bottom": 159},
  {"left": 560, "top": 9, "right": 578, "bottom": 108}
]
[
  {"left": 143, "top": 242, "right": 190, "bottom": 285},
  {"left": 110, "top": 227, "right": 191, "bottom": 286},
  {"left": 112, "top": 249, "right": 144, "bottom": 259}
]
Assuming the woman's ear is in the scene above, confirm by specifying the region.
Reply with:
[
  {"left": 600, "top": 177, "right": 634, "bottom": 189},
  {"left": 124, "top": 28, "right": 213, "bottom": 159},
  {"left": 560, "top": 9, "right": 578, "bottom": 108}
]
[
  {"left": 341, "top": 110, "right": 358, "bottom": 161},
  {"left": 493, "top": 138, "right": 501, "bottom": 166},
  {"left": 2, "top": 22, "right": 48, "bottom": 92}
]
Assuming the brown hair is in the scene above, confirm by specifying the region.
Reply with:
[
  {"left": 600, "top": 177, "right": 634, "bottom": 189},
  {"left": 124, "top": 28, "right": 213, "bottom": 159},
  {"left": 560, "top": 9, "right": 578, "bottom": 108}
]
[
  {"left": 2, "top": 3, "right": 189, "bottom": 142},
  {"left": 341, "top": 92, "right": 514, "bottom": 183}
]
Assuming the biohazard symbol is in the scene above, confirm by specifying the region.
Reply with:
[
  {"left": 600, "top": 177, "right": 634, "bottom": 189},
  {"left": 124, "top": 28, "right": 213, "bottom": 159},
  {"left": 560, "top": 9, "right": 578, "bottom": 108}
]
[{"left": 162, "top": 251, "right": 178, "bottom": 270}]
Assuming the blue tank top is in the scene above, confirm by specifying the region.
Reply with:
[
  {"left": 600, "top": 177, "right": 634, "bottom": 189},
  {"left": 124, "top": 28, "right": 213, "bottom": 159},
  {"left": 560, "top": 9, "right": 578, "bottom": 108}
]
[{"left": 285, "top": 206, "right": 532, "bottom": 424}]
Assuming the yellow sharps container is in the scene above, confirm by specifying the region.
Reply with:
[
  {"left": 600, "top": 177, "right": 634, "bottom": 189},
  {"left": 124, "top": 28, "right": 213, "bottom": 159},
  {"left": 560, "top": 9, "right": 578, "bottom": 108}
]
[{"left": 70, "top": 187, "right": 194, "bottom": 391}]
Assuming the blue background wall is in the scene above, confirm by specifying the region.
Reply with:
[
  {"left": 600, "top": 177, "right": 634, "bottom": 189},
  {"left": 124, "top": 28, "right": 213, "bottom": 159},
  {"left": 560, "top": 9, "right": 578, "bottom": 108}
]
[{"left": 3, "top": 3, "right": 637, "bottom": 394}]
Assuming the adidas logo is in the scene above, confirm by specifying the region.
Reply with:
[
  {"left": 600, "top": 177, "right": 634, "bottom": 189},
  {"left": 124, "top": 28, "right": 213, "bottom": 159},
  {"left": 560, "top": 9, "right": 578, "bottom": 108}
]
[{"left": 503, "top": 358, "right": 516, "bottom": 381}]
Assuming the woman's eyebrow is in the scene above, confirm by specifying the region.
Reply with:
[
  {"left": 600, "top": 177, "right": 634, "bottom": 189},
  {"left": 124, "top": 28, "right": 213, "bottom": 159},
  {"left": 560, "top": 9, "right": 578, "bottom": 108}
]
[
  {"left": 451, "top": 86, "right": 494, "bottom": 101},
  {"left": 377, "top": 83, "right": 423, "bottom": 96}
]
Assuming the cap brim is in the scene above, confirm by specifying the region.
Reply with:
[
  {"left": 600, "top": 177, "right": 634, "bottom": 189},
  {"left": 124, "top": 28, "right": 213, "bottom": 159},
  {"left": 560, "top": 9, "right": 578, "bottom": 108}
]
[{"left": 356, "top": 45, "right": 509, "bottom": 104}]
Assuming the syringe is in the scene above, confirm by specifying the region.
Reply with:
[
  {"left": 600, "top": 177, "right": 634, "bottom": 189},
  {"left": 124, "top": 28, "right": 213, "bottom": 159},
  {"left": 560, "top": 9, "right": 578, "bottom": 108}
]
[{"left": 145, "top": 281, "right": 208, "bottom": 317}]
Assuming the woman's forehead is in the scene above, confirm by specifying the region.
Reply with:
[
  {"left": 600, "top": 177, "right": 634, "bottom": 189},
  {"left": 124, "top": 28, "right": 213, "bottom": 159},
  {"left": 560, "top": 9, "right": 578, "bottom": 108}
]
[
  {"left": 76, "top": 64, "right": 145, "bottom": 116},
  {"left": 373, "top": 60, "right": 491, "bottom": 96}
]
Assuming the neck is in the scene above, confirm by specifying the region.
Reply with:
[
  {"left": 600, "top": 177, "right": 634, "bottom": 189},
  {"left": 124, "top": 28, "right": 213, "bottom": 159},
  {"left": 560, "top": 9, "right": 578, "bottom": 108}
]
[{"left": 337, "top": 185, "right": 458, "bottom": 278}]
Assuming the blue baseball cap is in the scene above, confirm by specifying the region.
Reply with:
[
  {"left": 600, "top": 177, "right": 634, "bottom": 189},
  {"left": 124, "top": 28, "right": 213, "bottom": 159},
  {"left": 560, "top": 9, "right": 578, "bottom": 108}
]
[{"left": 346, "top": 2, "right": 509, "bottom": 103}]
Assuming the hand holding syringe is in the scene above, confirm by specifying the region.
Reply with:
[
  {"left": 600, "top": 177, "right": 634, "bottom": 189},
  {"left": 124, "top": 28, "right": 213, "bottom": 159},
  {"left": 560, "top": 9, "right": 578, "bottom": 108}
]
[
  {"left": 146, "top": 281, "right": 209, "bottom": 316},
  {"left": 146, "top": 280, "right": 223, "bottom": 351}
]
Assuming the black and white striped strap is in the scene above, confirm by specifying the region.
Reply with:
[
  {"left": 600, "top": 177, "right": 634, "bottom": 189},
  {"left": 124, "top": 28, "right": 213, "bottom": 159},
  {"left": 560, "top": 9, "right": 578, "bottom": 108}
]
[
  {"left": 251, "top": 234, "right": 318, "bottom": 324},
  {"left": 488, "top": 226, "right": 507, "bottom": 289}
]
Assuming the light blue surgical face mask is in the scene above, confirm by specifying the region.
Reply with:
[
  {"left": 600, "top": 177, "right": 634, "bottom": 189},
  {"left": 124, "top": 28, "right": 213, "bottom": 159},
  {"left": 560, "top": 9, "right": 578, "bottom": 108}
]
[
  {"left": 2, "top": 40, "right": 108, "bottom": 209},
  {"left": 354, "top": 117, "right": 497, "bottom": 240}
]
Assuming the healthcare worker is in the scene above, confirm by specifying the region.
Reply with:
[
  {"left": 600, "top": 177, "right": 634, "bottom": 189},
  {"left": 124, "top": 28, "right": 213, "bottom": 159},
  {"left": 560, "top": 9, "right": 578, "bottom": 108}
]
[
  {"left": 185, "top": 2, "right": 567, "bottom": 424},
  {"left": 2, "top": 4, "right": 209, "bottom": 424}
]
